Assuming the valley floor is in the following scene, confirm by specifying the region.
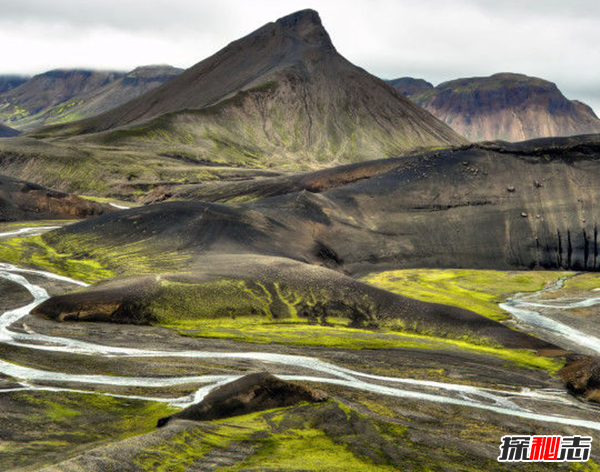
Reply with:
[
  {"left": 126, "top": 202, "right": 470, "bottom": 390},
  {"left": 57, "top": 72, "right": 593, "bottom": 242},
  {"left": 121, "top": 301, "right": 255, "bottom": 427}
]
[{"left": 1, "top": 225, "right": 600, "bottom": 471}]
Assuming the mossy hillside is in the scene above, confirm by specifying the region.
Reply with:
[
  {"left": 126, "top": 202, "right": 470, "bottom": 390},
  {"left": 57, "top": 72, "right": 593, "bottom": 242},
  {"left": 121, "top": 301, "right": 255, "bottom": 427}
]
[
  {"left": 96, "top": 75, "right": 456, "bottom": 172},
  {"left": 541, "top": 272, "right": 600, "bottom": 297},
  {"left": 0, "top": 229, "right": 196, "bottom": 282},
  {"left": 0, "top": 234, "right": 114, "bottom": 283},
  {"left": 133, "top": 401, "right": 401, "bottom": 472},
  {"left": 130, "top": 399, "right": 561, "bottom": 472},
  {"left": 168, "top": 317, "right": 562, "bottom": 372},
  {"left": 0, "top": 139, "right": 259, "bottom": 199},
  {"left": 1, "top": 390, "right": 177, "bottom": 471},
  {"left": 362, "top": 269, "right": 571, "bottom": 322},
  {"left": 142, "top": 278, "right": 561, "bottom": 372}
]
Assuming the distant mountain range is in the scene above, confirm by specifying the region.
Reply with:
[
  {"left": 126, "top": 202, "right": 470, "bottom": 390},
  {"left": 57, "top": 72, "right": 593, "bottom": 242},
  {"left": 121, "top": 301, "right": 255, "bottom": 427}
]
[
  {"left": 0, "top": 66, "right": 182, "bottom": 131},
  {"left": 37, "top": 9, "right": 465, "bottom": 169},
  {"left": 388, "top": 73, "right": 600, "bottom": 142},
  {"left": 0, "top": 75, "right": 29, "bottom": 94}
]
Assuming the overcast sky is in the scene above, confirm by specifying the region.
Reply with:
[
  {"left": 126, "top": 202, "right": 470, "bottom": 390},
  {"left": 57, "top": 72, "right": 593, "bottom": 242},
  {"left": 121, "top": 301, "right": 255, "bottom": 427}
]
[{"left": 1, "top": 0, "right": 598, "bottom": 114}]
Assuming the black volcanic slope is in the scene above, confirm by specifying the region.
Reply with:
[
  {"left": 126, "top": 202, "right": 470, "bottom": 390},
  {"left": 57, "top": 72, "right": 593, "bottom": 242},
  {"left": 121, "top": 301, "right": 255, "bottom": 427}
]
[
  {"left": 33, "top": 134, "right": 600, "bottom": 353},
  {"left": 0, "top": 174, "right": 111, "bottom": 221},
  {"left": 38, "top": 10, "right": 465, "bottom": 168},
  {"left": 157, "top": 373, "right": 327, "bottom": 427},
  {"left": 43, "top": 134, "right": 600, "bottom": 273}
]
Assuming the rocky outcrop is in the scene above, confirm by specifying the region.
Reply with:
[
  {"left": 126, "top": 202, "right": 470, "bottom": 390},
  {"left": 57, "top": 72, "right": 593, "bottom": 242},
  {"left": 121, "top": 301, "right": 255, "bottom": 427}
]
[
  {"left": 0, "top": 174, "right": 112, "bottom": 221},
  {"left": 158, "top": 373, "right": 327, "bottom": 427}
]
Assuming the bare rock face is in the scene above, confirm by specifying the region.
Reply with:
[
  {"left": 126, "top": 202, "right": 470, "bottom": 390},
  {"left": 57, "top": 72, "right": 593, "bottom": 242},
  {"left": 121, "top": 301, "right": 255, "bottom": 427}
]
[
  {"left": 560, "top": 356, "right": 600, "bottom": 401},
  {"left": 401, "top": 73, "right": 600, "bottom": 142},
  {"left": 0, "top": 174, "right": 112, "bottom": 221},
  {"left": 157, "top": 373, "right": 327, "bottom": 427}
]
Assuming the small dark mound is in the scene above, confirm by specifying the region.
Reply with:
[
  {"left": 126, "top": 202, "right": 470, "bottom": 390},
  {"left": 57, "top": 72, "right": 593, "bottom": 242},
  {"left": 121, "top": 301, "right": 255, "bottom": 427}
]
[
  {"left": 560, "top": 356, "right": 600, "bottom": 400},
  {"left": 157, "top": 372, "right": 327, "bottom": 427}
]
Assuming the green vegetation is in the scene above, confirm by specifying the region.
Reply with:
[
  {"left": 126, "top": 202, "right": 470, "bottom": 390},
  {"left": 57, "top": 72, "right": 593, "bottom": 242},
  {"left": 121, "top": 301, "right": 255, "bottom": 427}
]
[
  {"left": 552, "top": 273, "right": 600, "bottom": 295},
  {"left": 134, "top": 402, "right": 398, "bottom": 472},
  {"left": 362, "top": 269, "right": 571, "bottom": 321},
  {"left": 3, "top": 390, "right": 177, "bottom": 471},
  {"left": 166, "top": 316, "right": 562, "bottom": 373},
  {"left": 0, "top": 234, "right": 114, "bottom": 283}
]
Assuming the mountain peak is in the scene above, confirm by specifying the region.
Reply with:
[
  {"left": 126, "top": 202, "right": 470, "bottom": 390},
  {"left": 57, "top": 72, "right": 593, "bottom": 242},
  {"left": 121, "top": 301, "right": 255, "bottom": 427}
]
[{"left": 275, "top": 9, "right": 332, "bottom": 47}]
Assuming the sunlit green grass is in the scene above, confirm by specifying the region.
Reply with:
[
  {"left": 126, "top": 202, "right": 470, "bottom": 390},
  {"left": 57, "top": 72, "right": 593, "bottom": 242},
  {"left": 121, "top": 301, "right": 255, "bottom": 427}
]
[{"left": 361, "top": 269, "right": 571, "bottom": 321}]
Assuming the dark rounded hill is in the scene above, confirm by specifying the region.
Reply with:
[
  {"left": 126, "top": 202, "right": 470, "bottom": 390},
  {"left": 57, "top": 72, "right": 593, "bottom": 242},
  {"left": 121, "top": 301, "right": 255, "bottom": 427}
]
[
  {"left": 157, "top": 373, "right": 327, "bottom": 427},
  {"left": 44, "top": 134, "right": 600, "bottom": 273},
  {"left": 33, "top": 253, "right": 553, "bottom": 351}
]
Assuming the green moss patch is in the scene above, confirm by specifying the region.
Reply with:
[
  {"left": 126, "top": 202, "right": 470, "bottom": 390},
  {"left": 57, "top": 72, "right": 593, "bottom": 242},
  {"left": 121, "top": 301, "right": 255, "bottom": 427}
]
[
  {"left": 0, "top": 234, "right": 114, "bottom": 283},
  {"left": 362, "top": 269, "right": 571, "bottom": 322},
  {"left": 1, "top": 390, "right": 177, "bottom": 470}
]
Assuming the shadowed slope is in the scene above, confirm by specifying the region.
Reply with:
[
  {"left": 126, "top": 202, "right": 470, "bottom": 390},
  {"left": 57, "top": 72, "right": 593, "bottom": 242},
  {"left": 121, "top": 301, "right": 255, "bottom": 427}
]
[
  {"left": 28, "top": 65, "right": 183, "bottom": 128},
  {"left": 0, "top": 123, "right": 20, "bottom": 138},
  {"left": 0, "top": 69, "right": 124, "bottom": 130}
]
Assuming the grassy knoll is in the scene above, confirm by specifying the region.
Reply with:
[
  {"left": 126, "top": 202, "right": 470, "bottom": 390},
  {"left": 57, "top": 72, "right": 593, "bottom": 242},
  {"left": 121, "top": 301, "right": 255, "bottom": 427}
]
[{"left": 361, "top": 269, "right": 572, "bottom": 322}]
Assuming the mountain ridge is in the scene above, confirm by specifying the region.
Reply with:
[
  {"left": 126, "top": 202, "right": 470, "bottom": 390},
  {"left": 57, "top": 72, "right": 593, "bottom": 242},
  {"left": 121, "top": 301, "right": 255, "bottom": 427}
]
[
  {"left": 389, "top": 72, "right": 600, "bottom": 141},
  {"left": 34, "top": 9, "right": 466, "bottom": 169}
]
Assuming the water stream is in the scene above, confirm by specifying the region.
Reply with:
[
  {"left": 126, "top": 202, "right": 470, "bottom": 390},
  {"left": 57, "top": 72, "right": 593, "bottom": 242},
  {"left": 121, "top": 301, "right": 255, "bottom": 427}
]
[{"left": 1, "top": 230, "right": 600, "bottom": 431}]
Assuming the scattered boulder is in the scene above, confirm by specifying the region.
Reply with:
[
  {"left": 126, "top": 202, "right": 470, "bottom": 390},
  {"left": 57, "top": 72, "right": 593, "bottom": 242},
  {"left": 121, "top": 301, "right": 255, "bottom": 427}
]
[{"left": 157, "top": 372, "right": 327, "bottom": 427}]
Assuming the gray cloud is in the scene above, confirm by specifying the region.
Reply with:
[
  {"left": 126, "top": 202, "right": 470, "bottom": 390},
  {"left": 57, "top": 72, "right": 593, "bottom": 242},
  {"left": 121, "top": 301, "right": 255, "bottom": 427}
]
[{"left": 0, "top": 0, "right": 598, "bottom": 113}]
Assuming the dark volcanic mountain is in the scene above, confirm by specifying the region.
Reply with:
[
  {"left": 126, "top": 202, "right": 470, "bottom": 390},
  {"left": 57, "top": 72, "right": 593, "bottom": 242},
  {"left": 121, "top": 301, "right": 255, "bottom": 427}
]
[
  {"left": 0, "top": 69, "right": 124, "bottom": 130},
  {"left": 402, "top": 73, "right": 600, "bottom": 142},
  {"left": 0, "top": 123, "right": 20, "bottom": 138},
  {"left": 41, "top": 9, "right": 465, "bottom": 168},
  {"left": 28, "top": 65, "right": 183, "bottom": 128},
  {"left": 387, "top": 77, "right": 433, "bottom": 97},
  {"left": 0, "top": 75, "right": 29, "bottom": 94}
]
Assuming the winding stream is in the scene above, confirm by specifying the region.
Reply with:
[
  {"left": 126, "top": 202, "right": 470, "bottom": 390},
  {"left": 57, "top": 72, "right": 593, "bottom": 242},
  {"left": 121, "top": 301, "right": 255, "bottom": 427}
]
[
  {"left": 500, "top": 277, "right": 600, "bottom": 355},
  {"left": 1, "top": 230, "right": 600, "bottom": 432}
]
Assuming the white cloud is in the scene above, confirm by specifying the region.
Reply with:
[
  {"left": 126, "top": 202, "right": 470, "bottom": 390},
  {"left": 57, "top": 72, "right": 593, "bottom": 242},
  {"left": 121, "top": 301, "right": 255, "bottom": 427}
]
[{"left": 0, "top": 0, "right": 598, "bottom": 113}]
